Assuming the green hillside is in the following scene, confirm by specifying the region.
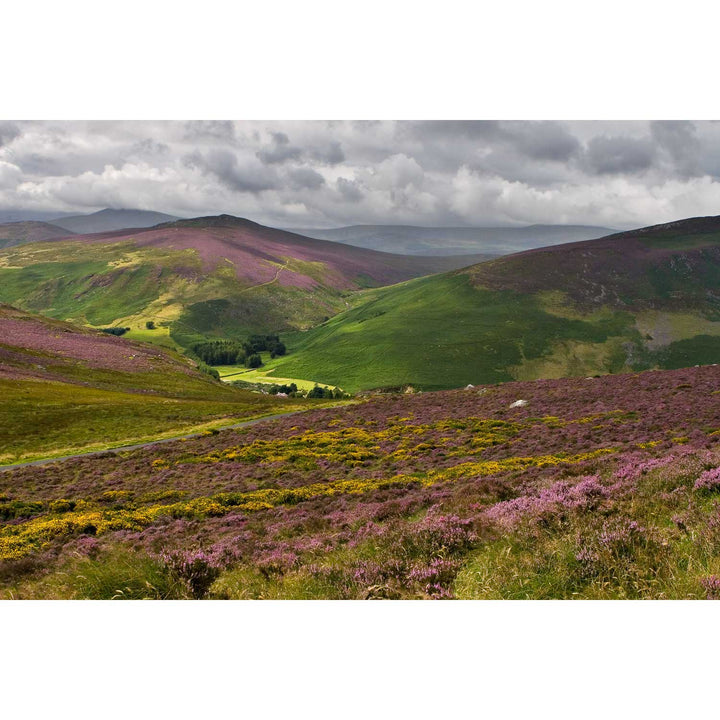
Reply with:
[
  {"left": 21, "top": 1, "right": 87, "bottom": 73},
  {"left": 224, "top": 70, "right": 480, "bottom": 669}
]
[
  {"left": 269, "top": 217, "right": 720, "bottom": 391},
  {"left": 0, "top": 217, "right": 485, "bottom": 349},
  {"left": 0, "top": 305, "right": 303, "bottom": 464}
]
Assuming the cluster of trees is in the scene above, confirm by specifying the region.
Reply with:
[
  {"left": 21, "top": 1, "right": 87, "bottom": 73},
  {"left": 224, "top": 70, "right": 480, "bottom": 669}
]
[
  {"left": 308, "top": 385, "right": 347, "bottom": 399},
  {"left": 246, "top": 334, "right": 286, "bottom": 358},
  {"left": 265, "top": 382, "right": 347, "bottom": 398},
  {"left": 191, "top": 334, "right": 287, "bottom": 368},
  {"left": 269, "top": 383, "right": 298, "bottom": 395},
  {"left": 101, "top": 327, "right": 130, "bottom": 336},
  {"left": 192, "top": 340, "right": 248, "bottom": 366}
]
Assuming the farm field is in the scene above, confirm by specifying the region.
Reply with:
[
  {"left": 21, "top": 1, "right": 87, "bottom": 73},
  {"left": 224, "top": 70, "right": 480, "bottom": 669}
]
[
  {"left": 215, "top": 364, "right": 334, "bottom": 391},
  {"left": 2, "top": 364, "right": 720, "bottom": 599}
]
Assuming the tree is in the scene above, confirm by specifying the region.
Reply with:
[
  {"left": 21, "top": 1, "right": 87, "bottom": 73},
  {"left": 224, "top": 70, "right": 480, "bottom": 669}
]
[
  {"left": 247, "top": 353, "right": 263, "bottom": 369},
  {"left": 145, "top": 321, "right": 155, "bottom": 330},
  {"left": 307, "top": 384, "right": 327, "bottom": 398}
]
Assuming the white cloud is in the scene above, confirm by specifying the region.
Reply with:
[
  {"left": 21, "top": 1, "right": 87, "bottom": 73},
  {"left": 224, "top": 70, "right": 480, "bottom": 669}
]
[{"left": 1, "top": 120, "right": 720, "bottom": 229}]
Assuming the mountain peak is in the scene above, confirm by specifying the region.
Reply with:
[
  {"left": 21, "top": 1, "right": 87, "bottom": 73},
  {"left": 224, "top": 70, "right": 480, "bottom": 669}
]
[
  {"left": 50, "top": 208, "right": 180, "bottom": 234},
  {"left": 158, "top": 214, "right": 262, "bottom": 230}
]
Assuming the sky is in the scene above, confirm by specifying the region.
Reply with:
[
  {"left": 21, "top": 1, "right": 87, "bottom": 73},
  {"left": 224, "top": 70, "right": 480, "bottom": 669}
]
[{"left": 2, "top": 120, "right": 720, "bottom": 229}]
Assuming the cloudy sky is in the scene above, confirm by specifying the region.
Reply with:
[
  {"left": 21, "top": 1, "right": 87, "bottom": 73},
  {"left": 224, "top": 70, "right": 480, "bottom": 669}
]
[{"left": 2, "top": 120, "right": 720, "bottom": 229}]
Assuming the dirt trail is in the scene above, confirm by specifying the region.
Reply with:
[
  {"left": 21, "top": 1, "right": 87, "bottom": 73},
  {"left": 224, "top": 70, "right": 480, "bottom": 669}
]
[
  {"left": 0, "top": 409, "right": 307, "bottom": 473},
  {"left": 238, "top": 261, "right": 288, "bottom": 294}
]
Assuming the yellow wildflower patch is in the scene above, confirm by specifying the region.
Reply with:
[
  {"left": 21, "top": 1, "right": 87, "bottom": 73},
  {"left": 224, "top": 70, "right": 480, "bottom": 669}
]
[{"left": 0, "top": 446, "right": 617, "bottom": 561}]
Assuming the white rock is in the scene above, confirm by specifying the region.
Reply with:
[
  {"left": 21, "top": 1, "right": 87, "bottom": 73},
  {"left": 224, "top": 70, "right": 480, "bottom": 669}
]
[{"left": 509, "top": 399, "right": 528, "bottom": 408}]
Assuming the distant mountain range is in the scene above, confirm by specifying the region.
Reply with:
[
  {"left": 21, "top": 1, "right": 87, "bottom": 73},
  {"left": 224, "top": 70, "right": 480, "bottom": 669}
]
[
  {"left": 288, "top": 223, "right": 617, "bottom": 256},
  {"left": 271, "top": 214, "right": 720, "bottom": 391},
  {"left": 0, "top": 221, "right": 74, "bottom": 249},
  {"left": 50, "top": 208, "right": 180, "bottom": 234},
  {"left": 0, "top": 210, "right": 77, "bottom": 224},
  {"left": 0, "top": 208, "right": 617, "bottom": 255}
]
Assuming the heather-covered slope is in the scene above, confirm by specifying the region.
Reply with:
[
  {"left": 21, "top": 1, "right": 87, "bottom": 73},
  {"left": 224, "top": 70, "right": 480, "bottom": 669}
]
[
  {"left": 0, "top": 215, "right": 489, "bottom": 346},
  {"left": 2, "top": 364, "right": 720, "bottom": 599},
  {"left": 270, "top": 215, "right": 720, "bottom": 390},
  {"left": 0, "top": 305, "right": 296, "bottom": 464},
  {"left": 0, "top": 221, "right": 74, "bottom": 249}
]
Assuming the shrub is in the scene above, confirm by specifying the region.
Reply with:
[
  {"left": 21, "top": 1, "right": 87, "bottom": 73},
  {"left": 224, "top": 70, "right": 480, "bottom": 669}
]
[
  {"left": 196, "top": 360, "right": 220, "bottom": 380},
  {"left": 161, "top": 550, "right": 221, "bottom": 599},
  {"left": 145, "top": 321, "right": 155, "bottom": 330},
  {"left": 49, "top": 499, "right": 76, "bottom": 514},
  {"left": 701, "top": 575, "right": 720, "bottom": 600},
  {"left": 694, "top": 467, "right": 720, "bottom": 493}
]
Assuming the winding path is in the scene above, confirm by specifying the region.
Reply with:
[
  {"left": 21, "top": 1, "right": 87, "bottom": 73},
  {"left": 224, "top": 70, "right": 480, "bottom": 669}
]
[{"left": 0, "top": 409, "right": 308, "bottom": 473}]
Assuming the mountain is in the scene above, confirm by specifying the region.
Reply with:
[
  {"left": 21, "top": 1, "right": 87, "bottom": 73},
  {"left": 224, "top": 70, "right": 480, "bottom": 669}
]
[
  {"left": 288, "top": 223, "right": 616, "bottom": 256},
  {"left": 0, "top": 221, "right": 74, "bottom": 249},
  {"left": 0, "top": 304, "right": 292, "bottom": 463},
  {"left": 50, "top": 208, "right": 180, "bottom": 234},
  {"left": 0, "top": 214, "right": 491, "bottom": 347},
  {"left": 0, "top": 210, "right": 77, "bottom": 224},
  {"left": 268, "top": 215, "right": 720, "bottom": 391}
]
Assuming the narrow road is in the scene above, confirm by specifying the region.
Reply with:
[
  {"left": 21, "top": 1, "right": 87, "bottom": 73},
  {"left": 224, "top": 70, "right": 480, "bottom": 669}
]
[{"left": 0, "top": 409, "right": 307, "bottom": 473}]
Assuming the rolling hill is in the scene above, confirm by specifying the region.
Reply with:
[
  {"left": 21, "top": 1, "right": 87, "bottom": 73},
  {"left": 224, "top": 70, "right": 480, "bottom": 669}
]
[
  {"left": 0, "top": 214, "right": 493, "bottom": 347},
  {"left": 289, "top": 223, "right": 616, "bottom": 256},
  {"left": 268, "top": 215, "right": 720, "bottom": 391},
  {"left": 0, "top": 304, "right": 296, "bottom": 464},
  {"left": 50, "top": 208, "right": 180, "bottom": 234},
  {"left": 0, "top": 221, "right": 74, "bottom": 250}
]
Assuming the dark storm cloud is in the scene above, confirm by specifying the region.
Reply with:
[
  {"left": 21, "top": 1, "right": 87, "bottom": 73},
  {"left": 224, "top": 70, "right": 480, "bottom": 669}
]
[
  {"left": 288, "top": 167, "right": 325, "bottom": 190},
  {"left": 0, "top": 122, "right": 20, "bottom": 147},
  {"left": 336, "top": 177, "right": 364, "bottom": 202},
  {"left": 651, "top": 121, "right": 701, "bottom": 177},
  {"left": 183, "top": 120, "right": 236, "bottom": 142},
  {"left": 256, "top": 132, "right": 302, "bottom": 164},
  {"left": 585, "top": 135, "right": 656, "bottom": 175},
  {"left": 14, "top": 153, "right": 70, "bottom": 177},
  {"left": 184, "top": 149, "right": 279, "bottom": 193},
  {"left": 312, "top": 141, "right": 345, "bottom": 165},
  {"left": 506, "top": 121, "right": 580, "bottom": 162},
  {"left": 407, "top": 120, "right": 503, "bottom": 140},
  {"left": 129, "top": 139, "right": 170, "bottom": 157}
]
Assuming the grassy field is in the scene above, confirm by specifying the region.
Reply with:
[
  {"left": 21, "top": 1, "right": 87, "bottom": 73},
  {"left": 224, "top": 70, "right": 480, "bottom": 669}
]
[
  {"left": 0, "top": 377, "right": 307, "bottom": 465},
  {"left": 215, "top": 364, "right": 335, "bottom": 391},
  {"left": 123, "top": 325, "right": 180, "bottom": 351}
]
